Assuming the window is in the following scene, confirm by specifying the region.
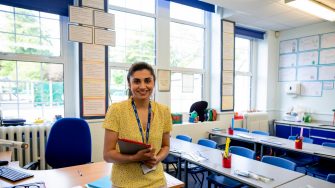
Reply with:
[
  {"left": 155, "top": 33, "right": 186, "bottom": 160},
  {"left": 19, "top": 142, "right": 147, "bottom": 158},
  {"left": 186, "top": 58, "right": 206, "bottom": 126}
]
[
  {"left": 0, "top": 5, "right": 61, "bottom": 56},
  {"left": 0, "top": 5, "right": 64, "bottom": 122},
  {"left": 170, "top": 2, "right": 206, "bottom": 112},
  {"left": 234, "top": 37, "right": 252, "bottom": 112},
  {"left": 108, "top": 0, "right": 156, "bottom": 103}
]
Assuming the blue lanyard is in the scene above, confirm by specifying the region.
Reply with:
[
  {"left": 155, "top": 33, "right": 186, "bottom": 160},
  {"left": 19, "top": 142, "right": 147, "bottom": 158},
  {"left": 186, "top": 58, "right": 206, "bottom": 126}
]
[{"left": 131, "top": 99, "right": 151, "bottom": 144}]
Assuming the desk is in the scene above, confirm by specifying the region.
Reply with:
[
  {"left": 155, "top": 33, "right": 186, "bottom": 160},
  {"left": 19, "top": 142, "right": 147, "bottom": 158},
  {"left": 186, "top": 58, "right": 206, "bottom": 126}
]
[
  {"left": 0, "top": 161, "right": 184, "bottom": 188},
  {"left": 276, "top": 175, "right": 335, "bottom": 188},
  {"left": 170, "top": 138, "right": 304, "bottom": 188}
]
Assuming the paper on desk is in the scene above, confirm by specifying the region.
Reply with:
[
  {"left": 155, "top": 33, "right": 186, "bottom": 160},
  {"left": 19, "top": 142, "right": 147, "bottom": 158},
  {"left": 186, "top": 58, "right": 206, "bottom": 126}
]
[
  {"left": 184, "top": 152, "right": 207, "bottom": 162},
  {"left": 236, "top": 133, "right": 254, "bottom": 140}
]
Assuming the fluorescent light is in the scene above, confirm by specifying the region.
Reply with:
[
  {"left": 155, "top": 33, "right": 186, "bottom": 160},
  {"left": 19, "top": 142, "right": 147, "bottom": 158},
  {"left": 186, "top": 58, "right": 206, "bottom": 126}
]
[{"left": 285, "top": 0, "right": 335, "bottom": 21}]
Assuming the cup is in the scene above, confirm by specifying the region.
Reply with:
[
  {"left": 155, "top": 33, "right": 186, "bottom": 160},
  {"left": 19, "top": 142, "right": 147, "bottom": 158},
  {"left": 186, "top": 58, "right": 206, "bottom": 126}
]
[
  {"left": 295, "top": 140, "right": 303, "bottom": 149},
  {"left": 222, "top": 154, "right": 232, "bottom": 168},
  {"left": 228, "top": 128, "right": 234, "bottom": 135}
]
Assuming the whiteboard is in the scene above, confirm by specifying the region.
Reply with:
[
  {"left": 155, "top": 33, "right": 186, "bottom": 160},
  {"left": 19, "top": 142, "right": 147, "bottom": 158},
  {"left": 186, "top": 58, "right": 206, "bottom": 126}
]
[
  {"left": 298, "top": 51, "right": 318, "bottom": 66},
  {"left": 319, "top": 66, "right": 335, "bottom": 80},
  {"left": 298, "top": 35, "right": 319, "bottom": 51},
  {"left": 279, "top": 54, "right": 296, "bottom": 67},
  {"left": 278, "top": 68, "right": 296, "bottom": 81},
  {"left": 320, "top": 49, "right": 335, "bottom": 64},
  {"left": 301, "top": 82, "right": 322, "bottom": 96},
  {"left": 280, "top": 39, "right": 297, "bottom": 54},
  {"left": 297, "top": 67, "right": 317, "bottom": 81},
  {"left": 321, "top": 32, "right": 335, "bottom": 48}
]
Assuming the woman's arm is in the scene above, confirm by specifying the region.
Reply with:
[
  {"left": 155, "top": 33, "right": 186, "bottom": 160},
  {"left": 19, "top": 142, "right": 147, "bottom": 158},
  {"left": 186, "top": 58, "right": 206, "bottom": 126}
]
[
  {"left": 103, "top": 129, "right": 155, "bottom": 164},
  {"left": 143, "top": 132, "right": 170, "bottom": 168}
]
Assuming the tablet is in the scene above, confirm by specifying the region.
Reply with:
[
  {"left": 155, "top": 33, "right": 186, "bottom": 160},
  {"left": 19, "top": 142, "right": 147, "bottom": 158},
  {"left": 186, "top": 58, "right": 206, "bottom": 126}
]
[{"left": 117, "top": 138, "right": 151, "bottom": 154}]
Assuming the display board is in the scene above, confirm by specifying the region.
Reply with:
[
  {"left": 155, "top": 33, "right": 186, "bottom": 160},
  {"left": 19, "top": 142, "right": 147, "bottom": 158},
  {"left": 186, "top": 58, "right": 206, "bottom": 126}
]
[
  {"left": 220, "top": 20, "right": 235, "bottom": 111},
  {"left": 68, "top": 0, "right": 115, "bottom": 118},
  {"left": 279, "top": 32, "right": 335, "bottom": 96}
]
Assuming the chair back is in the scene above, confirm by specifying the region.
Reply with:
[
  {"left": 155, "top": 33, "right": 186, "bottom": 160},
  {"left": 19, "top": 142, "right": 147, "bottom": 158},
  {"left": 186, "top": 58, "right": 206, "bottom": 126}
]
[
  {"left": 288, "top": 136, "right": 314, "bottom": 143},
  {"left": 261, "top": 156, "right": 296, "bottom": 171},
  {"left": 45, "top": 118, "right": 92, "bottom": 168},
  {"left": 326, "top": 174, "right": 335, "bottom": 183},
  {"left": 233, "top": 128, "right": 249, "bottom": 133},
  {"left": 197, "top": 138, "right": 217, "bottom": 149},
  {"left": 230, "top": 146, "right": 255, "bottom": 159},
  {"left": 176, "top": 135, "right": 192, "bottom": 142},
  {"left": 251, "top": 130, "right": 269, "bottom": 136},
  {"left": 322, "top": 142, "right": 335, "bottom": 148}
]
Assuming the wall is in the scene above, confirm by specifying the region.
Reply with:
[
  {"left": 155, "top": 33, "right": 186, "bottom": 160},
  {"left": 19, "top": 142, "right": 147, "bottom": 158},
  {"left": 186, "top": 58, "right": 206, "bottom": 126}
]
[{"left": 276, "top": 22, "right": 335, "bottom": 121}]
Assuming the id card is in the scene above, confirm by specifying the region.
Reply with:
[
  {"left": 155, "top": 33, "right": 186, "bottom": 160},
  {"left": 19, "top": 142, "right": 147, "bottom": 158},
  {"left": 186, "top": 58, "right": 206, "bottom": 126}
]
[{"left": 140, "top": 163, "right": 157, "bottom": 174}]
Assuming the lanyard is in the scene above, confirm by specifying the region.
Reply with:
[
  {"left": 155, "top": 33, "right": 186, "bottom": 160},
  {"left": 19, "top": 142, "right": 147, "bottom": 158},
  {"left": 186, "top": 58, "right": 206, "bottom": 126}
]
[{"left": 131, "top": 99, "right": 151, "bottom": 144}]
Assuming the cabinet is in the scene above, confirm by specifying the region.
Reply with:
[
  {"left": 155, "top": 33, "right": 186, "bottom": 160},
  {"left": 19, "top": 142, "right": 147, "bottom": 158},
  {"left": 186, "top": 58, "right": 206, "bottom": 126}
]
[
  {"left": 310, "top": 129, "right": 335, "bottom": 145},
  {"left": 275, "top": 124, "right": 291, "bottom": 139},
  {"left": 291, "top": 126, "right": 310, "bottom": 137}
]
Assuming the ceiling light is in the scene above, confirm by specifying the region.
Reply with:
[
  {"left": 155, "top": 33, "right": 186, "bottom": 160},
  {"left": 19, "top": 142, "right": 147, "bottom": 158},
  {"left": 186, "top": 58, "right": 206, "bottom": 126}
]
[{"left": 285, "top": 0, "right": 335, "bottom": 21}]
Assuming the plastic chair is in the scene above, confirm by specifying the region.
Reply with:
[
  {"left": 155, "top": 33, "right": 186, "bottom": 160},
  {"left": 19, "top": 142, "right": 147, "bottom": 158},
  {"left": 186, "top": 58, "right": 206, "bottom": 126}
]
[
  {"left": 207, "top": 146, "right": 255, "bottom": 188},
  {"left": 233, "top": 127, "right": 249, "bottom": 133},
  {"left": 288, "top": 136, "right": 314, "bottom": 143},
  {"left": 305, "top": 142, "right": 335, "bottom": 178},
  {"left": 230, "top": 146, "right": 256, "bottom": 159},
  {"left": 163, "top": 135, "right": 192, "bottom": 175},
  {"left": 251, "top": 130, "right": 269, "bottom": 136},
  {"left": 281, "top": 136, "right": 315, "bottom": 173},
  {"left": 327, "top": 174, "right": 335, "bottom": 183},
  {"left": 45, "top": 118, "right": 92, "bottom": 168},
  {"left": 261, "top": 156, "right": 296, "bottom": 171},
  {"left": 183, "top": 139, "right": 217, "bottom": 188}
]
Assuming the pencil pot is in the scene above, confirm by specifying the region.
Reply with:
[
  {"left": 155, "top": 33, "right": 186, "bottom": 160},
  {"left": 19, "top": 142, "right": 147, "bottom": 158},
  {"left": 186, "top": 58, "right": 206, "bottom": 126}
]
[
  {"left": 222, "top": 155, "right": 232, "bottom": 168},
  {"left": 295, "top": 140, "right": 303, "bottom": 149},
  {"left": 228, "top": 128, "right": 234, "bottom": 135}
]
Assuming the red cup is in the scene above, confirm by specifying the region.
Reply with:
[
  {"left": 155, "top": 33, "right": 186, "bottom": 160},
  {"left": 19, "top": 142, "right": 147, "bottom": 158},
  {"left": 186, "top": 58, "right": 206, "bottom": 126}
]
[
  {"left": 222, "top": 155, "right": 232, "bottom": 168},
  {"left": 228, "top": 128, "right": 234, "bottom": 135},
  {"left": 295, "top": 140, "right": 303, "bottom": 149}
]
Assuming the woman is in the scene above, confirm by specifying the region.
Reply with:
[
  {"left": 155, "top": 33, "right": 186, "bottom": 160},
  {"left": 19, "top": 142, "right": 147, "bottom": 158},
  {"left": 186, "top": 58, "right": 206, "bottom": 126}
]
[{"left": 103, "top": 62, "right": 172, "bottom": 187}]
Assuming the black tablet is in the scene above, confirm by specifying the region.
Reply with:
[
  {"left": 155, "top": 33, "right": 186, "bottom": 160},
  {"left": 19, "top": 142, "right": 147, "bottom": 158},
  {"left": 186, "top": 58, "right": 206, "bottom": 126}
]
[{"left": 117, "top": 138, "right": 151, "bottom": 155}]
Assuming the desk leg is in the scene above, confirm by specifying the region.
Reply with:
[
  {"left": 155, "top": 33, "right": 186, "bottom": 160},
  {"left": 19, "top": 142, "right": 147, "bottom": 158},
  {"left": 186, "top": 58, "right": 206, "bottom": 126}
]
[
  {"left": 177, "top": 157, "right": 181, "bottom": 180},
  {"left": 184, "top": 161, "right": 188, "bottom": 188},
  {"left": 253, "top": 143, "right": 257, "bottom": 152},
  {"left": 260, "top": 144, "right": 264, "bottom": 157},
  {"left": 208, "top": 133, "right": 212, "bottom": 139}
]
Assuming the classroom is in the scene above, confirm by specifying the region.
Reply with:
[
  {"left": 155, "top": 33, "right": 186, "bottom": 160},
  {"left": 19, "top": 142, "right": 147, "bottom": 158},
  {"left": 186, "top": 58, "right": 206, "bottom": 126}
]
[{"left": 0, "top": 0, "right": 335, "bottom": 187}]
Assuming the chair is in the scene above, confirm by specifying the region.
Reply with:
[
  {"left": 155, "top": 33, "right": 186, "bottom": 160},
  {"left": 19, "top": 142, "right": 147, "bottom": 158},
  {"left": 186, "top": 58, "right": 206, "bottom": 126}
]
[
  {"left": 233, "top": 127, "right": 249, "bottom": 133},
  {"left": 327, "top": 174, "right": 335, "bottom": 183},
  {"left": 45, "top": 118, "right": 92, "bottom": 168},
  {"left": 183, "top": 139, "right": 217, "bottom": 188},
  {"left": 261, "top": 156, "right": 296, "bottom": 171},
  {"left": 163, "top": 135, "right": 192, "bottom": 175},
  {"left": 251, "top": 130, "right": 269, "bottom": 136},
  {"left": 281, "top": 136, "right": 315, "bottom": 173},
  {"left": 305, "top": 142, "right": 335, "bottom": 178},
  {"left": 207, "top": 146, "right": 255, "bottom": 188}
]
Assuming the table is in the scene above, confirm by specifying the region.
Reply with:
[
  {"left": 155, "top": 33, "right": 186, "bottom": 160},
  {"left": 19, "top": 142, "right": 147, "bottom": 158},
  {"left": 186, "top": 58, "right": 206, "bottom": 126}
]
[
  {"left": 276, "top": 175, "right": 335, "bottom": 188},
  {"left": 170, "top": 138, "right": 305, "bottom": 188},
  {"left": 0, "top": 161, "right": 184, "bottom": 188}
]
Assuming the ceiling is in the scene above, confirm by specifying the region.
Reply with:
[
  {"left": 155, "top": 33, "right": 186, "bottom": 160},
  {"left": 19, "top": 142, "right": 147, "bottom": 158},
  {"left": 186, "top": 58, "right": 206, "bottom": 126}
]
[{"left": 202, "top": 0, "right": 335, "bottom": 31}]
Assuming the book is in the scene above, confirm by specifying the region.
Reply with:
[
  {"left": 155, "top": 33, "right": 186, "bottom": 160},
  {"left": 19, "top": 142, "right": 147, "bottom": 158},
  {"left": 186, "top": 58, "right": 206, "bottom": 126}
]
[
  {"left": 87, "top": 176, "right": 111, "bottom": 188},
  {"left": 117, "top": 138, "right": 151, "bottom": 154}
]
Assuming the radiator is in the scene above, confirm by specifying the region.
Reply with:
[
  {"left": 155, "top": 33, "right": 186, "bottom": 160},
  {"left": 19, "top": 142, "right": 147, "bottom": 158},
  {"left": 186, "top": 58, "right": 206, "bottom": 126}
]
[
  {"left": 243, "top": 112, "right": 269, "bottom": 132},
  {"left": 0, "top": 124, "right": 52, "bottom": 170}
]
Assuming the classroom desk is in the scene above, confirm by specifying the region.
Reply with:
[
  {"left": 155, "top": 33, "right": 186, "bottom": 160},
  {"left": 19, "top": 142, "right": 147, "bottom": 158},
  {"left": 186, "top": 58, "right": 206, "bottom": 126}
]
[
  {"left": 0, "top": 161, "right": 184, "bottom": 188},
  {"left": 170, "top": 138, "right": 304, "bottom": 188},
  {"left": 276, "top": 175, "right": 335, "bottom": 188}
]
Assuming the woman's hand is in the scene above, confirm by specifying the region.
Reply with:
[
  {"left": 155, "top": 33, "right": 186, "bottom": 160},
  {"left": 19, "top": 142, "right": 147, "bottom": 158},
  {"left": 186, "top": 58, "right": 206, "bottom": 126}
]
[
  {"left": 133, "top": 147, "right": 156, "bottom": 162},
  {"left": 143, "top": 156, "right": 159, "bottom": 169}
]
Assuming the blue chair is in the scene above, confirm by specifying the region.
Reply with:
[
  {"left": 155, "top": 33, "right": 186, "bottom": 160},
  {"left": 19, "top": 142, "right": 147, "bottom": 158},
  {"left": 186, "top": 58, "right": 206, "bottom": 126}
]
[
  {"left": 305, "top": 142, "right": 335, "bottom": 178},
  {"left": 45, "top": 118, "right": 92, "bottom": 168},
  {"left": 281, "top": 136, "right": 315, "bottom": 173},
  {"left": 163, "top": 135, "right": 192, "bottom": 175},
  {"left": 183, "top": 139, "right": 217, "bottom": 188},
  {"left": 252, "top": 130, "right": 269, "bottom": 136},
  {"left": 288, "top": 136, "right": 314, "bottom": 143},
  {"left": 207, "top": 146, "right": 255, "bottom": 188},
  {"left": 327, "top": 174, "right": 335, "bottom": 183},
  {"left": 261, "top": 156, "right": 296, "bottom": 171},
  {"left": 230, "top": 146, "right": 256, "bottom": 159},
  {"left": 233, "top": 127, "right": 249, "bottom": 133}
]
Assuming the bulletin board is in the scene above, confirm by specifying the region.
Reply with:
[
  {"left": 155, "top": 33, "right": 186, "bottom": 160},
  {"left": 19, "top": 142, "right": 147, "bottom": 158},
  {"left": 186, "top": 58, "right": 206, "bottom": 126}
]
[
  {"left": 278, "top": 31, "right": 335, "bottom": 96},
  {"left": 220, "top": 19, "right": 235, "bottom": 111}
]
